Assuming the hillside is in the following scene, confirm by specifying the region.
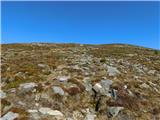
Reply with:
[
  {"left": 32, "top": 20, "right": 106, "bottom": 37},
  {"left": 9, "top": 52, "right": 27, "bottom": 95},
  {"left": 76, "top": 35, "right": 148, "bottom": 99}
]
[{"left": 1, "top": 43, "right": 160, "bottom": 120}]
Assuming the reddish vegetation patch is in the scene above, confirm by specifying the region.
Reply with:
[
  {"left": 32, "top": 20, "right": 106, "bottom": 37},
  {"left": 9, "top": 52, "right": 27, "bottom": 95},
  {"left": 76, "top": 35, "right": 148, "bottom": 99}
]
[
  {"left": 67, "top": 87, "right": 81, "bottom": 95},
  {"left": 107, "top": 87, "right": 142, "bottom": 111},
  {"left": 69, "top": 79, "right": 85, "bottom": 92},
  {"left": 10, "top": 107, "right": 29, "bottom": 117},
  {"left": 9, "top": 108, "right": 30, "bottom": 119}
]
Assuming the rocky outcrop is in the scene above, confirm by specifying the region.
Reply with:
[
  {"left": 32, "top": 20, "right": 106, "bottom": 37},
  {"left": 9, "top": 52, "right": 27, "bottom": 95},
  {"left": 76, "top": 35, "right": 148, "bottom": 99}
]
[{"left": 1, "top": 43, "right": 160, "bottom": 120}]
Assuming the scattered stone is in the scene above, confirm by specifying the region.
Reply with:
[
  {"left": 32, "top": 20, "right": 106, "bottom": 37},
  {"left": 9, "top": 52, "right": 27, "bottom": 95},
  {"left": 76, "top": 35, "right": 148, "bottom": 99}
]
[
  {"left": 0, "top": 91, "right": 6, "bottom": 99},
  {"left": 52, "top": 86, "right": 64, "bottom": 96},
  {"left": 15, "top": 72, "right": 26, "bottom": 79},
  {"left": 38, "top": 64, "right": 47, "bottom": 68},
  {"left": 28, "top": 109, "right": 38, "bottom": 113},
  {"left": 93, "top": 79, "right": 113, "bottom": 96},
  {"left": 93, "top": 83, "right": 102, "bottom": 93},
  {"left": 107, "top": 107, "right": 124, "bottom": 118},
  {"left": 35, "top": 94, "right": 41, "bottom": 101},
  {"left": 40, "top": 93, "right": 50, "bottom": 99},
  {"left": 107, "top": 66, "right": 120, "bottom": 76},
  {"left": 73, "top": 111, "right": 84, "bottom": 120},
  {"left": 9, "top": 88, "right": 16, "bottom": 93},
  {"left": 19, "top": 82, "right": 38, "bottom": 93},
  {"left": 57, "top": 76, "right": 70, "bottom": 82},
  {"left": 124, "top": 85, "right": 127, "bottom": 89},
  {"left": 17, "top": 101, "right": 26, "bottom": 106},
  {"left": 83, "top": 80, "right": 92, "bottom": 92},
  {"left": 1, "top": 111, "right": 19, "bottom": 120},
  {"left": 85, "top": 113, "right": 96, "bottom": 120},
  {"left": 148, "top": 70, "right": 156, "bottom": 75},
  {"left": 100, "top": 80, "right": 113, "bottom": 90},
  {"left": 35, "top": 103, "right": 39, "bottom": 107},
  {"left": 39, "top": 107, "right": 63, "bottom": 116},
  {"left": 127, "top": 54, "right": 136, "bottom": 57},
  {"left": 140, "top": 83, "right": 150, "bottom": 89},
  {"left": 29, "top": 113, "right": 41, "bottom": 120}
]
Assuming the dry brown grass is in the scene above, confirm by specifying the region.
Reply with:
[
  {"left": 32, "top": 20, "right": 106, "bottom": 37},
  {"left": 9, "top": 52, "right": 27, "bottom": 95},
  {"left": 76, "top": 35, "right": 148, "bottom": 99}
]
[{"left": 10, "top": 107, "right": 29, "bottom": 119}]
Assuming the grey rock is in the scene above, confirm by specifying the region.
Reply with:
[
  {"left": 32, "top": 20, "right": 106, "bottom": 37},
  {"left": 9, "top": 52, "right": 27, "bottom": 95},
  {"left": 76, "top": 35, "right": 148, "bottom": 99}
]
[
  {"left": 15, "top": 72, "right": 26, "bottom": 79},
  {"left": 93, "top": 80, "right": 113, "bottom": 96},
  {"left": 19, "top": 82, "right": 37, "bottom": 94},
  {"left": 52, "top": 86, "right": 64, "bottom": 96},
  {"left": 1, "top": 111, "right": 19, "bottom": 120},
  {"left": 140, "top": 83, "right": 150, "bottom": 89},
  {"left": 100, "top": 80, "right": 113, "bottom": 89},
  {"left": 85, "top": 113, "right": 96, "bottom": 120},
  {"left": 0, "top": 91, "right": 6, "bottom": 99},
  {"left": 107, "top": 107, "right": 124, "bottom": 118},
  {"left": 28, "top": 109, "right": 38, "bottom": 113},
  {"left": 107, "top": 66, "right": 120, "bottom": 76},
  {"left": 17, "top": 101, "right": 26, "bottom": 106},
  {"left": 38, "top": 64, "right": 47, "bottom": 68},
  {"left": 57, "top": 76, "right": 70, "bottom": 82},
  {"left": 83, "top": 78, "right": 92, "bottom": 92},
  {"left": 9, "top": 88, "right": 16, "bottom": 93},
  {"left": 39, "top": 107, "right": 63, "bottom": 116},
  {"left": 93, "top": 83, "right": 102, "bottom": 93},
  {"left": 148, "top": 70, "right": 156, "bottom": 75},
  {"left": 29, "top": 113, "right": 41, "bottom": 120}
]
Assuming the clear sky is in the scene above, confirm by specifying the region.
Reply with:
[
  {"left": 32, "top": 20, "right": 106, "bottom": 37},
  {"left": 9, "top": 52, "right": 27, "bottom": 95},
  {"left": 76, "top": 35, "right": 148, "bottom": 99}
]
[{"left": 1, "top": 1, "right": 160, "bottom": 49}]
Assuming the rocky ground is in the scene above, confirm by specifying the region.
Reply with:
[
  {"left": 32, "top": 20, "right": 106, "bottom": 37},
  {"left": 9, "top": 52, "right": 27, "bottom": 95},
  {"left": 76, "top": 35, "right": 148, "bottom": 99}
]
[{"left": 1, "top": 43, "right": 160, "bottom": 120}]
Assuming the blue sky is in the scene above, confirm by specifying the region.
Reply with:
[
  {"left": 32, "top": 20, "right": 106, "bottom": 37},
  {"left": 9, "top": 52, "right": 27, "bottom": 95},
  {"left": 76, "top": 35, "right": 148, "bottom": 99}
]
[{"left": 1, "top": 1, "right": 160, "bottom": 49}]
